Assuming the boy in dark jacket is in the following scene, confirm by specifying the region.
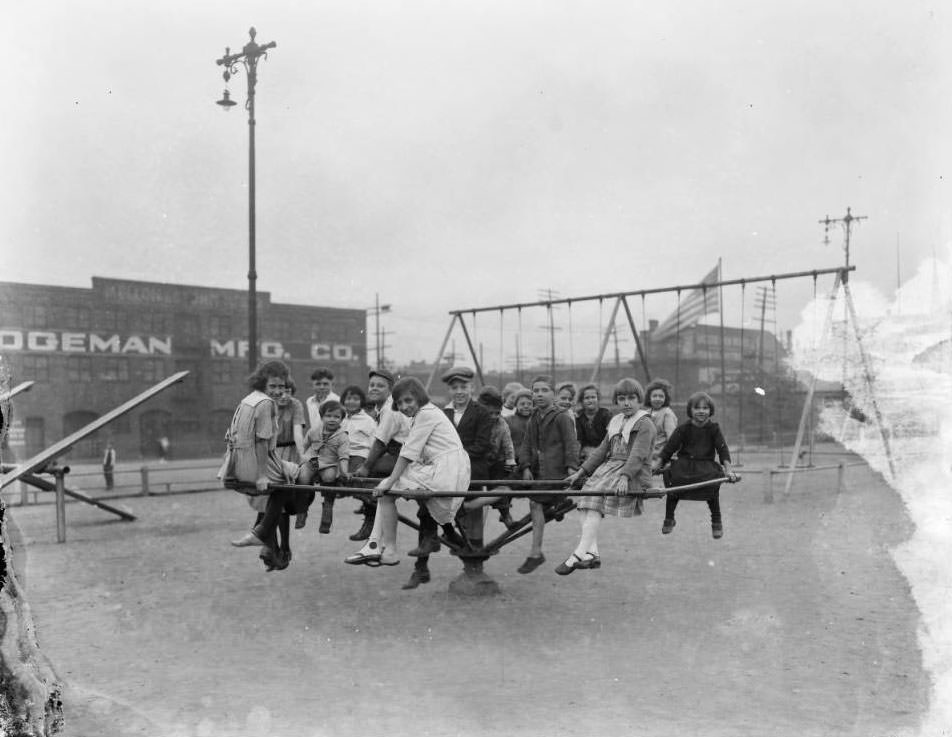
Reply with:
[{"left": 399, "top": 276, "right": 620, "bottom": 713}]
[{"left": 516, "top": 375, "right": 580, "bottom": 573}]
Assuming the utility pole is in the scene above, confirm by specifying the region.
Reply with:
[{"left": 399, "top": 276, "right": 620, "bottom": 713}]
[
  {"left": 375, "top": 293, "right": 381, "bottom": 368},
  {"left": 819, "top": 206, "right": 867, "bottom": 283},
  {"left": 820, "top": 206, "right": 867, "bottom": 395},
  {"left": 379, "top": 327, "right": 393, "bottom": 369},
  {"left": 366, "top": 293, "right": 392, "bottom": 369}
]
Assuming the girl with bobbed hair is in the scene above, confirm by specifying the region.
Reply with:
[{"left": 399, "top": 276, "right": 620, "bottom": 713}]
[
  {"left": 500, "top": 382, "right": 526, "bottom": 418},
  {"left": 644, "top": 378, "right": 678, "bottom": 464},
  {"left": 223, "top": 361, "right": 300, "bottom": 570},
  {"left": 653, "top": 390, "right": 738, "bottom": 539},
  {"left": 558, "top": 378, "right": 656, "bottom": 574},
  {"left": 575, "top": 383, "right": 611, "bottom": 464},
  {"left": 345, "top": 377, "right": 470, "bottom": 568},
  {"left": 247, "top": 360, "right": 290, "bottom": 392}
]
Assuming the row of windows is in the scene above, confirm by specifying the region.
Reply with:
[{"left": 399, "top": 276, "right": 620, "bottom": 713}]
[
  {"left": 0, "top": 310, "right": 362, "bottom": 345},
  {"left": 10, "top": 357, "right": 256, "bottom": 386}
]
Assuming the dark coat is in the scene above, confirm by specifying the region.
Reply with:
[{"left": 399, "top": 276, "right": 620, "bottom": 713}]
[
  {"left": 575, "top": 407, "right": 612, "bottom": 448},
  {"left": 658, "top": 420, "right": 731, "bottom": 501},
  {"left": 444, "top": 402, "right": 494, "bottom": 481},
  {"left": 517, "top": 405, "right": 580, "bottom": 479}
]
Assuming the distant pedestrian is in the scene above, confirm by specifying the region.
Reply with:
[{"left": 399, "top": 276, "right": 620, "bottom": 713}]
[
  {"left": 102, "top": 442, "right": 116, "bottom": 489},
  {"left": 158, "top": 436, "right": 170, "bottom": 463}
]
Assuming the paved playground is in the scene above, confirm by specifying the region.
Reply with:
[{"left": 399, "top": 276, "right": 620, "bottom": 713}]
[{"left": 6, "top": 449, "right": 928, "bottom": 737}]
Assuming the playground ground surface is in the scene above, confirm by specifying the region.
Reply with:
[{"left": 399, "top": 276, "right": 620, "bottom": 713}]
[{"left": 4, "top": 447, "right": 929, "bottom": 737}]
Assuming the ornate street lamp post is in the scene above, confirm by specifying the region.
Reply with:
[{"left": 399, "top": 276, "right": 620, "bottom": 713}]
[{"left": 215, "top": 27, "right": 276, "bottom": 373}]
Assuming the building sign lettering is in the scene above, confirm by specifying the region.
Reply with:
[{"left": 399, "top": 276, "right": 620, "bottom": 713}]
[
  {"left": 0, "top": 330, "right": 358, "bottom": 362},
  {"left": 209, "top": 338, "right": 355, "bottom": 362},
  {"left": 0, "top": 330, "right": 172, "bottom": 355}
]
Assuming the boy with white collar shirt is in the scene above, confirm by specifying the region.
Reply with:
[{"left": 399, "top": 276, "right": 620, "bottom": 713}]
[{"left": 305, "top": 367, "right": 340, "bottom": 432}]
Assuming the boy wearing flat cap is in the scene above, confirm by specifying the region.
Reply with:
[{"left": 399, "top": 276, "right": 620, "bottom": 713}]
[
  {"left": 400, "top": 365, "right": 495, "bottom": 590},
  {"left": 441, "top": 366, "right": 494, "bottom": 482}
]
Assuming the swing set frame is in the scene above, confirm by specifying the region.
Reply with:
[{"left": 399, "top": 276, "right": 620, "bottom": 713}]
[
  {"left": 426, "top": 265, "right": 850, "bottom": 391},
  {"left": 425, "top": 262, "right": 895, "bottom": 483}
]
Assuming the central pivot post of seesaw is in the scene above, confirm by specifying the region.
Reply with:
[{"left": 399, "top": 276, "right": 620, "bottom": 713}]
[{"left": 448, "top": 503, "right": 500, "bottom": 596}]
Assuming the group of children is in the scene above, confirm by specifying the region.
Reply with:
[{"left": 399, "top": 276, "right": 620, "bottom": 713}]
[{"left": 221, "top": 360, "right": 738, "bottom": 582}]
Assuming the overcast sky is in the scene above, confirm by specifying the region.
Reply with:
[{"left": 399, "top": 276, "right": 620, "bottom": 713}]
[{"left": 4, "top": 1, "right": 951, "bottom": 366}]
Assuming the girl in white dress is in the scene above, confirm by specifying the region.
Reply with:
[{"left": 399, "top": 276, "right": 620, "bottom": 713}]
[{"left": 345, "top": 377, "right": 471, "bottom": 567}]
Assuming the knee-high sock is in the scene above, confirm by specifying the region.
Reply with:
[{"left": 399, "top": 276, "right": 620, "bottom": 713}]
[
  {"left": 366, "top": 499, "right": 386, "bottom": 543},
  {"left": 573, "top": 510, "right": 601, "bottom": 559},
  {"left": 707, "top": 494, "right": 721, "bottom": 523},
  {"left": 529, "top": 502, "right": 545, "bottom": 556},
  {"left": 377, "top": 497, "right": 399, "bottom": 549}
]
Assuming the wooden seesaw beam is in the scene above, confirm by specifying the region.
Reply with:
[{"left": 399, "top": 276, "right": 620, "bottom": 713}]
[
  {"left": 0, "top": 371, "right": 189, "bottom": 492},
  {"left": 18, "top": 472, "right": 136, "bottom": 521},
  {"left": 0, "top": 380, "right": 35, "bottom": 403},
  {"left": 1, "top": 372, "right": 188, "bottom": 542}
]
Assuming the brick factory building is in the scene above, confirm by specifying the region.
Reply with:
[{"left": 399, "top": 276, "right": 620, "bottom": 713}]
[{"left": 0, "top": 277, "right": 367, "bottom": 461}]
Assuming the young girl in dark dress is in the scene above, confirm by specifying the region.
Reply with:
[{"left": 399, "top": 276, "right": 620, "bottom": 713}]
[
  {"left": 575, "top": 383, "right": 612, "bottom": 464},
  {"left": 653, "top": 391, "right": 738, "bottom": 539}
]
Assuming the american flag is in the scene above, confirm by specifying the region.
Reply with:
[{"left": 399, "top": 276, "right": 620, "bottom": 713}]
[{"left": 651, "top": 262, "right": 721, "bottom": 341}]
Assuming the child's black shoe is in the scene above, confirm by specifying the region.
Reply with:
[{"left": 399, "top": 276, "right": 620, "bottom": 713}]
[
  {"left": 662, "top": 518, "right": 676, "bottom": 535},
  {"left": 517, "top": 554, "right": 545, "bottom": 574},
  {"left": 712, "top": 521, "right": 723, "bottom": 539}
]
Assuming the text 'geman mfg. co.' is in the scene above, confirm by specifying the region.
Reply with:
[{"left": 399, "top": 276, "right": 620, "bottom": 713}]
[{"left": 0, "top": 331, "right": 358, "bottom": 361}]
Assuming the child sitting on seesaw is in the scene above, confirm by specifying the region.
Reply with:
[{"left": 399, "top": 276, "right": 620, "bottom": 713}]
[
  {"left": 461, "top": 385, "right": 519, "bottom": 530},
  {"left": 345, "top": 377, "right": 470, "bottom": 568},
  {"left": 560, "top": 378, "right": 656, "bottom": 574},
  {"left": 515, "top": 375, "right": 580, "bottom": 574},
  {"left": 297, "top": 400, "right": 350, "bottom": 533},
  {"left": 652, "top": 391, "right": 738, "bottom": 539}
]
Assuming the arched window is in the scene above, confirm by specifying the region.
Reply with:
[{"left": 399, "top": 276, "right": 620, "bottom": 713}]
[
  {"left": 63, "top": 410, "right": 101, "bottom": 459},
  {"left": 139, "top": 409, "right": 172, "bottom": 458}
]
